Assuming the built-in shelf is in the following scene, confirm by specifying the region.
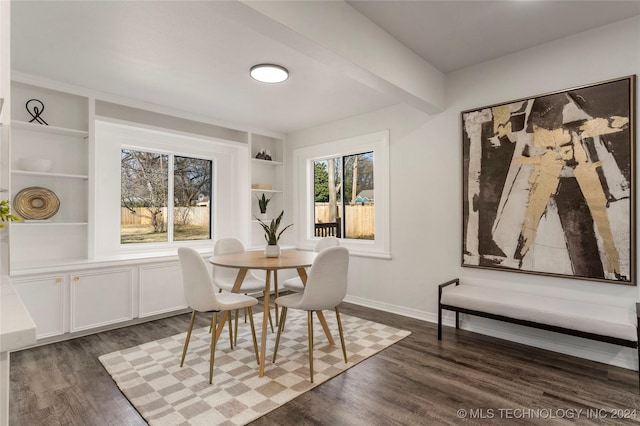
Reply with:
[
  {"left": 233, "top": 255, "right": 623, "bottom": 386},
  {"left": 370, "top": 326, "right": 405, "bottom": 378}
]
[
  {"left": 251, "top": 158, "right": 283, "bottom": 167},
  {"left": 250, "top": 189, "right": 283, "bottom": 194},
  {"left": 14, "top": 222, "right": 88, "bottom": 226},
  {"left": 12, "top": 120, "right": 89, "bottom": 138},
  {"left": 249, "top": 133, "right": 285, "bottom": 248},
  {"left": 12, "top": 170, "right": 89, "bottom": 180}
]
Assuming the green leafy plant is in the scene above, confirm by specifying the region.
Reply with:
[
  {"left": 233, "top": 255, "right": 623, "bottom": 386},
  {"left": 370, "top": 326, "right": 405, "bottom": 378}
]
[
  {"left": 256, "top": 193, "right": 272, "bottom": 214},
  {"left": 256, "top": 210, "right": 293, "bottom": 245},
  {"left": 0, "top": 199, "right": 21, "bottom": 228}
]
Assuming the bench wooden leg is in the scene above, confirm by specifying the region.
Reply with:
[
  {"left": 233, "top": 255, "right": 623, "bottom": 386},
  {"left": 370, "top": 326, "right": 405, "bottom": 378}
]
[{"left": 456, "top": 312, "right": 459, "bottom": 329}]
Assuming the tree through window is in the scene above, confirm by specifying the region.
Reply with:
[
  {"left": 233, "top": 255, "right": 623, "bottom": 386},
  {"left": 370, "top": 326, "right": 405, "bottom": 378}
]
[
  {"left": 121, "top": 149, "right": 212, "bottom": 244},
  {"left": 313, "top": 151, "right": 374, "bottom": 240}
]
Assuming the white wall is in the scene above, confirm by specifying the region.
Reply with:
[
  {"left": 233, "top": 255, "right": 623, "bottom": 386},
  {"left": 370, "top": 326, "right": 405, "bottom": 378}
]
[{"left": 286, "top": 16, "right": 640, "bottom": 369}]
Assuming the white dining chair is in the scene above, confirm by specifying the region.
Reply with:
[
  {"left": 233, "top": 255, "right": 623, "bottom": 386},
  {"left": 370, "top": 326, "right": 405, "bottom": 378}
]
[
  {"left": 212, "top": 237, "right": 274, "bottom": 338},
  {"left": 281, "top": 236, "right": 340, "bottom": 293},
  {"left": 177, "top": 247, "right": 259, "bottom": 384},
  {"left": 272, "top": 246, "right": 349, "bottom": 383}
]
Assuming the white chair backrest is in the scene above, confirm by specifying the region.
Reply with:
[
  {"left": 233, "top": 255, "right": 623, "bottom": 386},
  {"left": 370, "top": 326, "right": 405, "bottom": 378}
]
[
  {"left": 314, "top": 236, "right": 339, "bottom": 252},
  {"left": 178, "top": 247, "right": 219, "bottom": 312},
  {"left": 297, "top": 246, "right": 349, "bottom": 311},
  {"left": 212, "top": 237, "right": 246, "bottom": 284}
]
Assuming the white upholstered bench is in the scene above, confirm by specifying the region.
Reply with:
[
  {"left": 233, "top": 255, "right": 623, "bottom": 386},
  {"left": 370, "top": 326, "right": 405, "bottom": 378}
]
[{"left": 438, "top": 278, "right": 639, "bottom": 389}]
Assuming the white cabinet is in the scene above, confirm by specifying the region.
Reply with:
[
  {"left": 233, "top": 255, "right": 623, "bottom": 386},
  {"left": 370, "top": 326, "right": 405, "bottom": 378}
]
[
  {"left": 70, "top": 268, "right": 133, "bottom": 332},
  {"left": 249, "top": 133, "right": 285, "bottom": 248},
  {"left": 11, "top": 275, "right": 66, "bottom": 339},
  {"left": 139, "top": 262, "right": 187, "bottom": 317},
  {"left": 10, "top": 258, "right": 191, "bottom": 343},
  {"left": 10, "top": 81, "right": 90, "bottom": 266}
]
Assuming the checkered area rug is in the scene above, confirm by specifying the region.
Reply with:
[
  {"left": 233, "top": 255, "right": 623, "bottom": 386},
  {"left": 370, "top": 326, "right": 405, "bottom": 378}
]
[{"left": 99, "top": 310, "right": 411, "bottom": 425}]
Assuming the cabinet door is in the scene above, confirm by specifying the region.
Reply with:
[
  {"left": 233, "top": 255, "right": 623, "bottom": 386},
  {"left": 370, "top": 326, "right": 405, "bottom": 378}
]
[
  {"left": 12, "top": 275, "right": 65, "bottom": 339},
  {"left": 70, "top": 268, "right": 133, "bottom": 332},
  {"left": 139, "top": 262, "right": 187, "bottom": 317}
]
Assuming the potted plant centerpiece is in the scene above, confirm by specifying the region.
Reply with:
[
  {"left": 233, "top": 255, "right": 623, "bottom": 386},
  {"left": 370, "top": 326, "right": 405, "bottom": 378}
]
[
  {"left": 256, "top": 210, "right": 292, "bottom": 257},
  {"left": 256, "top": 193, "right": 272, "bottom": 220}
]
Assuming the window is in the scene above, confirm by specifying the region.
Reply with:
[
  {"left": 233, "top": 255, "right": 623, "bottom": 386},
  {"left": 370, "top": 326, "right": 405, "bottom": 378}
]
[
  {"left": 96, "top": 121, "right": 245, "bottom": 258},
  {"left": 294, "top": 130, "right": 390, "bottom": 258},
  {"left": 120, "top": 149, "right": 212, "bottom": 244},
  {"left": 313, "top": 151, "right": 374, "bottom": 240}
]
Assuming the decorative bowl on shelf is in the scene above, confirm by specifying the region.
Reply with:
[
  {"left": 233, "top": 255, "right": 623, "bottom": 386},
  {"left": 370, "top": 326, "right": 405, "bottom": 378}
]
[
  {"left": 18, "top": 158, "right": 54, "bottom": 173},
  {"left": 13, "top": 186, "right": 60, "bottom": 220}
]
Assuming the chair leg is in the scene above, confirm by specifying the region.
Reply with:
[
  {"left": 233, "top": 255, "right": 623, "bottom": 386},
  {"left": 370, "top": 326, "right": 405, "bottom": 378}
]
[
  {"left": 308, "top": 311, "right": 314, "bottom": 383},
  {"left": 268, "top": 306, "right": 274, "bottom": 333},
  {"left": 234, "top": 309, "right": 239, "bottom": 346},
  {"left": 247, "top": 306, "right": 259, "bottom": 364},
  {"left": 272, "top": 307, "right": 288, "bottom": 363},
  {"left": 280, "top": 307, "right": 287, "bottom": 331},
  {"left": 228, "top": 311, "right": 234, "bottom": 350},
  {"left": 180, "top": 310, "right": 197, "bottom": 367},
  {"left": 274, "top": 272, "right": 279, "bottom": 326},
  {"left": 210, "top": 312, "right": 217, "bottom": 384},
  {"left": 335, "top": 307, "right": 348, "bottom": 363}
]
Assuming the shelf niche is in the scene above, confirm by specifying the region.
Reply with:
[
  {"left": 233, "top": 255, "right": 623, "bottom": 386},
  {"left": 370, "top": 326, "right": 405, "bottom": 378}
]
[{"left": 10, "top": 81, "right": 91, "bottom": 269}]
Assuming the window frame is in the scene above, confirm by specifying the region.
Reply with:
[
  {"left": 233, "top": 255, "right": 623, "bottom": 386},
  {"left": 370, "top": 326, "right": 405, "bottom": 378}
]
[
  {"left": 94, "top": 120, "right": 246, "bottom": 258},
  {"left": 293, "top": 130, "right": 390, "bottom": 258}
]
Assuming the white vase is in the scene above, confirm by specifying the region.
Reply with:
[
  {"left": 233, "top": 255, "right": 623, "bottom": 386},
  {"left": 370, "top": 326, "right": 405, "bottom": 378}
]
[
  {"left": 258, "top": 212, "right": 268, "bottom": 221},
  {"left": 265, "top": 244, "right": 280, "bottom": 257}
]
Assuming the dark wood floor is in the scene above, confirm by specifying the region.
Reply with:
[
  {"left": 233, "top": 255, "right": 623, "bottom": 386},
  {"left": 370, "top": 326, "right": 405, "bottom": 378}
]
[{"left": 10, "top": 302, "right": 640, "bottom": 425}]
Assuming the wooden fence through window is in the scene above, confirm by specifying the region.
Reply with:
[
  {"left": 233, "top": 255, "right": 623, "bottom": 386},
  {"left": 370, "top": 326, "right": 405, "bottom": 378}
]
[
  {"left": 314, "top": 203, "right": 374, "bottom": 239},
  {"left": 121, "top": 207, "right": 210, "bottom": 226},
  {"left": 121, "top": 204, "right": 373, "bottom": 238}
]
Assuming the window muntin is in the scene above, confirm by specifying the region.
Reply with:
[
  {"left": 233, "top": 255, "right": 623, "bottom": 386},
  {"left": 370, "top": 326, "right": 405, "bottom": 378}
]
[{"left": 120, "top": 149, "right": 212, "bottom": 244}]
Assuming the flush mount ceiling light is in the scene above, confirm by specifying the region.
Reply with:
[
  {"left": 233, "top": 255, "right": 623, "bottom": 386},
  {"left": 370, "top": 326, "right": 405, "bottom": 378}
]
[{"left": 250, "top": 64, "right": 289, "bottom": 83}]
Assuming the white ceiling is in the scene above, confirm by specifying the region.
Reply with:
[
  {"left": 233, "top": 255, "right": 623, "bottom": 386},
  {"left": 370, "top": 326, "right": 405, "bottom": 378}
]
[
  {"left": 11, "top": 1, "right": 640, "bottom": 135},
  {"left": 348, "top": 1, "right": 640, "bottom": 73}
]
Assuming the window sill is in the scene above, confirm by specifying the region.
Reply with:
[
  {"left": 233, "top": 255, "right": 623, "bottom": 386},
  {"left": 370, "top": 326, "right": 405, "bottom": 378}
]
[{"left": 296, "top": 240, "right": 391, "bottom": 260}]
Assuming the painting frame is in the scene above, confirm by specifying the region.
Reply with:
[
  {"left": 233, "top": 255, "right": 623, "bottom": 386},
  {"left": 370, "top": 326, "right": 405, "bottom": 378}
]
[{"left": 462, "top": 75, "right": 636, "bottom": 285}]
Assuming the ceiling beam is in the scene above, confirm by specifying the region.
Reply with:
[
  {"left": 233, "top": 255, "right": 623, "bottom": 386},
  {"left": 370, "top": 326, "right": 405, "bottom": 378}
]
[{"left": 216, "top": 0, "right": 444, "bottom": 114}]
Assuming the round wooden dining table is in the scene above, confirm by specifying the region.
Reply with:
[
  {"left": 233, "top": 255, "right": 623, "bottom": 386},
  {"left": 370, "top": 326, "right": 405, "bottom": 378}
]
[{"left": 209, "top": 249, "right": 335, "bottom": 377}]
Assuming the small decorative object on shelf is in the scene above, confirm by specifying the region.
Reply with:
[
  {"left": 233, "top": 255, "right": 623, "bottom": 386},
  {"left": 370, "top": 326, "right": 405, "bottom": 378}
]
[
  {"left": 251, "top": 183, "right": 272, "bottom": 190},
  {"left": 255, "top": 149, "right": 272, "bottom": 161},
  {"left": 18, "top": 157, "right": 54, "bottom": 173},
  {"left": 256, "top": 210, "right": 293, "bottom": 258},
  {"left": 25, "top": 99, "right": 49, "bottom": 125},
  {"left": 256, "top": 193, "right": 272, "bottom": 220},
  {"left": 0, "top": 199, "right": 21, "bottom": 228},
  {"left": 13, "top": 187, "right": 60, "bottom": 220}
]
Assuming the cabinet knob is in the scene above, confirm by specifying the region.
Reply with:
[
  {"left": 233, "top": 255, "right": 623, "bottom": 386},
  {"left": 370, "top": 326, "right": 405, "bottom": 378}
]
[
  {"left": 73, "top": 276, "right": 79, "bottom": 281},
  {"left": 55, "top": 277, "right": 62, "bottom": 283}
]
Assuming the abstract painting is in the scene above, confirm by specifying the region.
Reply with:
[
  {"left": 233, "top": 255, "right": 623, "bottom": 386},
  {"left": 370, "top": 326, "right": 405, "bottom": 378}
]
[{"left": 462, "top": 76, "right": 636, "bottom": 284}]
